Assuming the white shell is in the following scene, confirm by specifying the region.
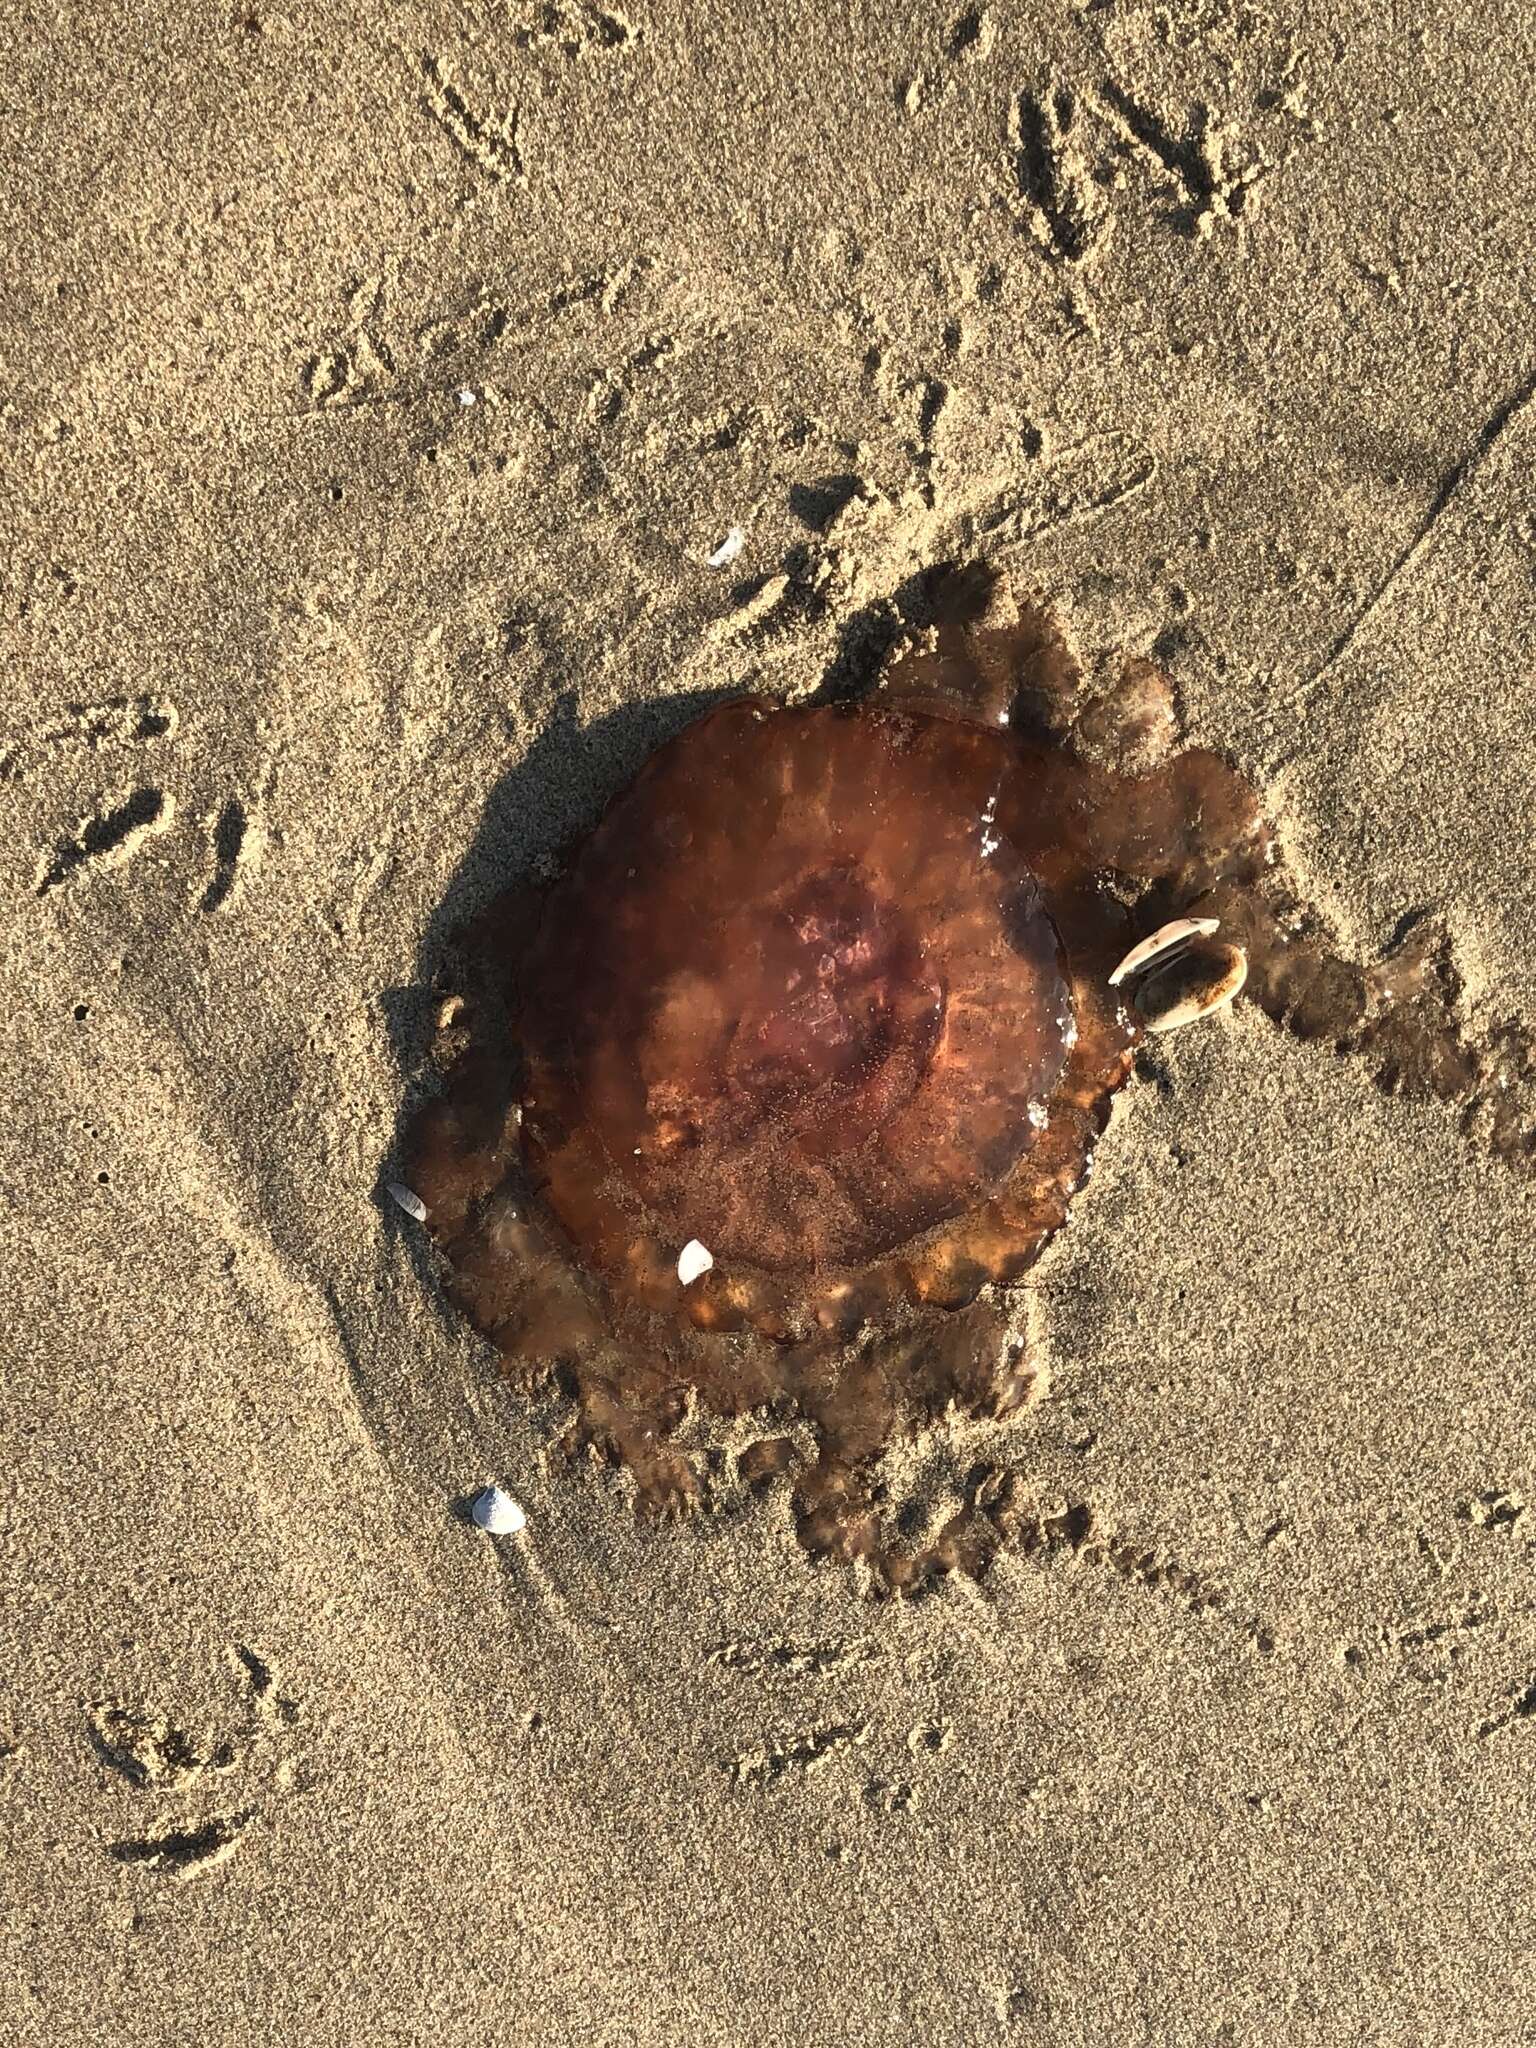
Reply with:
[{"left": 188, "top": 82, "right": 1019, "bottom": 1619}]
[
  {"left": 706, "top": 527, "right": 745, "bottom": 568},
  {"left": 677, "top": 1238, "right": 714, "bottom": 1286},
  {"left": 386, "top": 1181, "right": 428, "bottom": 1222},
  {"left": 471, "top": 1486, "right": 527, "bottom": 1536},
  {"left": 1108, "top": 916, "right": 1220, "bottom": 987}
]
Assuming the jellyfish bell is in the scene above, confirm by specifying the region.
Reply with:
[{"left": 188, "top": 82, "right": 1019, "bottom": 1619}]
[{"left": 518, "top": 694, "right": 1081, "bottom": 1285}]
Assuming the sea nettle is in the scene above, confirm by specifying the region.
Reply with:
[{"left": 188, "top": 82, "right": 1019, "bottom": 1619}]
[{"left": 398, "top": 561, "right": 1514, "bottom": 1591}]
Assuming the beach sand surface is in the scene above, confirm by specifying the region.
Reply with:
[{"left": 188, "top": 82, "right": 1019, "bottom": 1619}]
[{"left": 5, "top": 4, "right": 1536, "bottom": 2042}]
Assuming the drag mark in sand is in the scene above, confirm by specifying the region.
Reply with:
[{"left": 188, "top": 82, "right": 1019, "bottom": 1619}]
[
  {"left": 730, "top": 1722, "right": 869, "bottom": 1792},
  {"left": 995, "top": 1492, "right": 1277, "bottom": 1654},
  {"left": 1251, "top": 365, "right": 1536, "bottom": 745},
  {"left": 972, "top": 431, "right": 1157, "bottom": 545},
  {"left": 707, "top": 1636, "right": 877, "bottom": 1678}
]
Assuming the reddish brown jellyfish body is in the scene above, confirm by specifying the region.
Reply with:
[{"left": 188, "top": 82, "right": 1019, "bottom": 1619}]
[{"left": 400, "top": 562, "right": 1533, "bottom": 1592}]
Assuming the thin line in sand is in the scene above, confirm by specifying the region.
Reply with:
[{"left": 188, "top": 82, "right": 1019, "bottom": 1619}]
[{"left": 1244, "top": 362, "right": 1536, "bottom": 758}]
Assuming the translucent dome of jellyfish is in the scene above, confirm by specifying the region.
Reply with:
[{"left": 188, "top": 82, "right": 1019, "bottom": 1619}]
[{"left": 399, "top": 561, "right": 1276, "bottom": 1593}]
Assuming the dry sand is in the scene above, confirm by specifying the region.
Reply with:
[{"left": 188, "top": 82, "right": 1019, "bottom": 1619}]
[{"left": 5, "top": 2, "right": 1536, "bottom": 2042}]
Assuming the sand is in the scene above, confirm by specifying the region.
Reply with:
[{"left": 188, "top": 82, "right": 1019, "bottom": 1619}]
[{"left": 5, "top": 2, "right": 1536, "bottom": 2041}]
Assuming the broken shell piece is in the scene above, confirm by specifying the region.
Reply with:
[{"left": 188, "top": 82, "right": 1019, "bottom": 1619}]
[
  {"left": 1108, "top": 916, "right": 1220, "bottom": 987},
  {"left": 470, "top": 1485, "right": 527, "bottom": 1536},
  {"left": 386, "top": 1181, "right": 428, "bottom": 1222},
  {"left": 1133, "top": 938, "right": 1248, "bottom": 1034},
  {"left": 706, "top": 527, "right": 745, "bottom": 568},
  {"left": 677, "top": 1238, "right": 714, "bottom": 1286}
]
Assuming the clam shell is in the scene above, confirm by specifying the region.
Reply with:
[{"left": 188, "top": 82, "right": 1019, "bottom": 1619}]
[
  {"left": 1133, "top": 939, "right": 1249, "bottom": 1034},
  {"left": 471, "top": 1485, "right": 527, "bottom": 1536},
  {"left": 1108, "top": 916, "right": 1220, "bottom": 987}
]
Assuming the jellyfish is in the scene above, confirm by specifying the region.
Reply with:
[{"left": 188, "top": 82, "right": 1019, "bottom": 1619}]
[{"left": 397, "top": 561, "right": 1526, "bottom": 1592}]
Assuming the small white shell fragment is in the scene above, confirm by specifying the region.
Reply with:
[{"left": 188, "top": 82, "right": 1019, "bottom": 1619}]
[
  {"left": 706, "top": 526, "right": 745, "bottom": 568},
  {"left": 1108, "top": 916, "right": 1220, "bottom": 987},
  {"left": 677, "top": 1238, "right": 714, "bottom": 1286},
  {"left": 386, "top": 1181, "right": 428, "bottom": 1222},
  {"left": 471, "top": 1485, "right": 527, "bottom": 1536},
  {"left": 457, "top": 387, "right": 477, "bottom": 406}
]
